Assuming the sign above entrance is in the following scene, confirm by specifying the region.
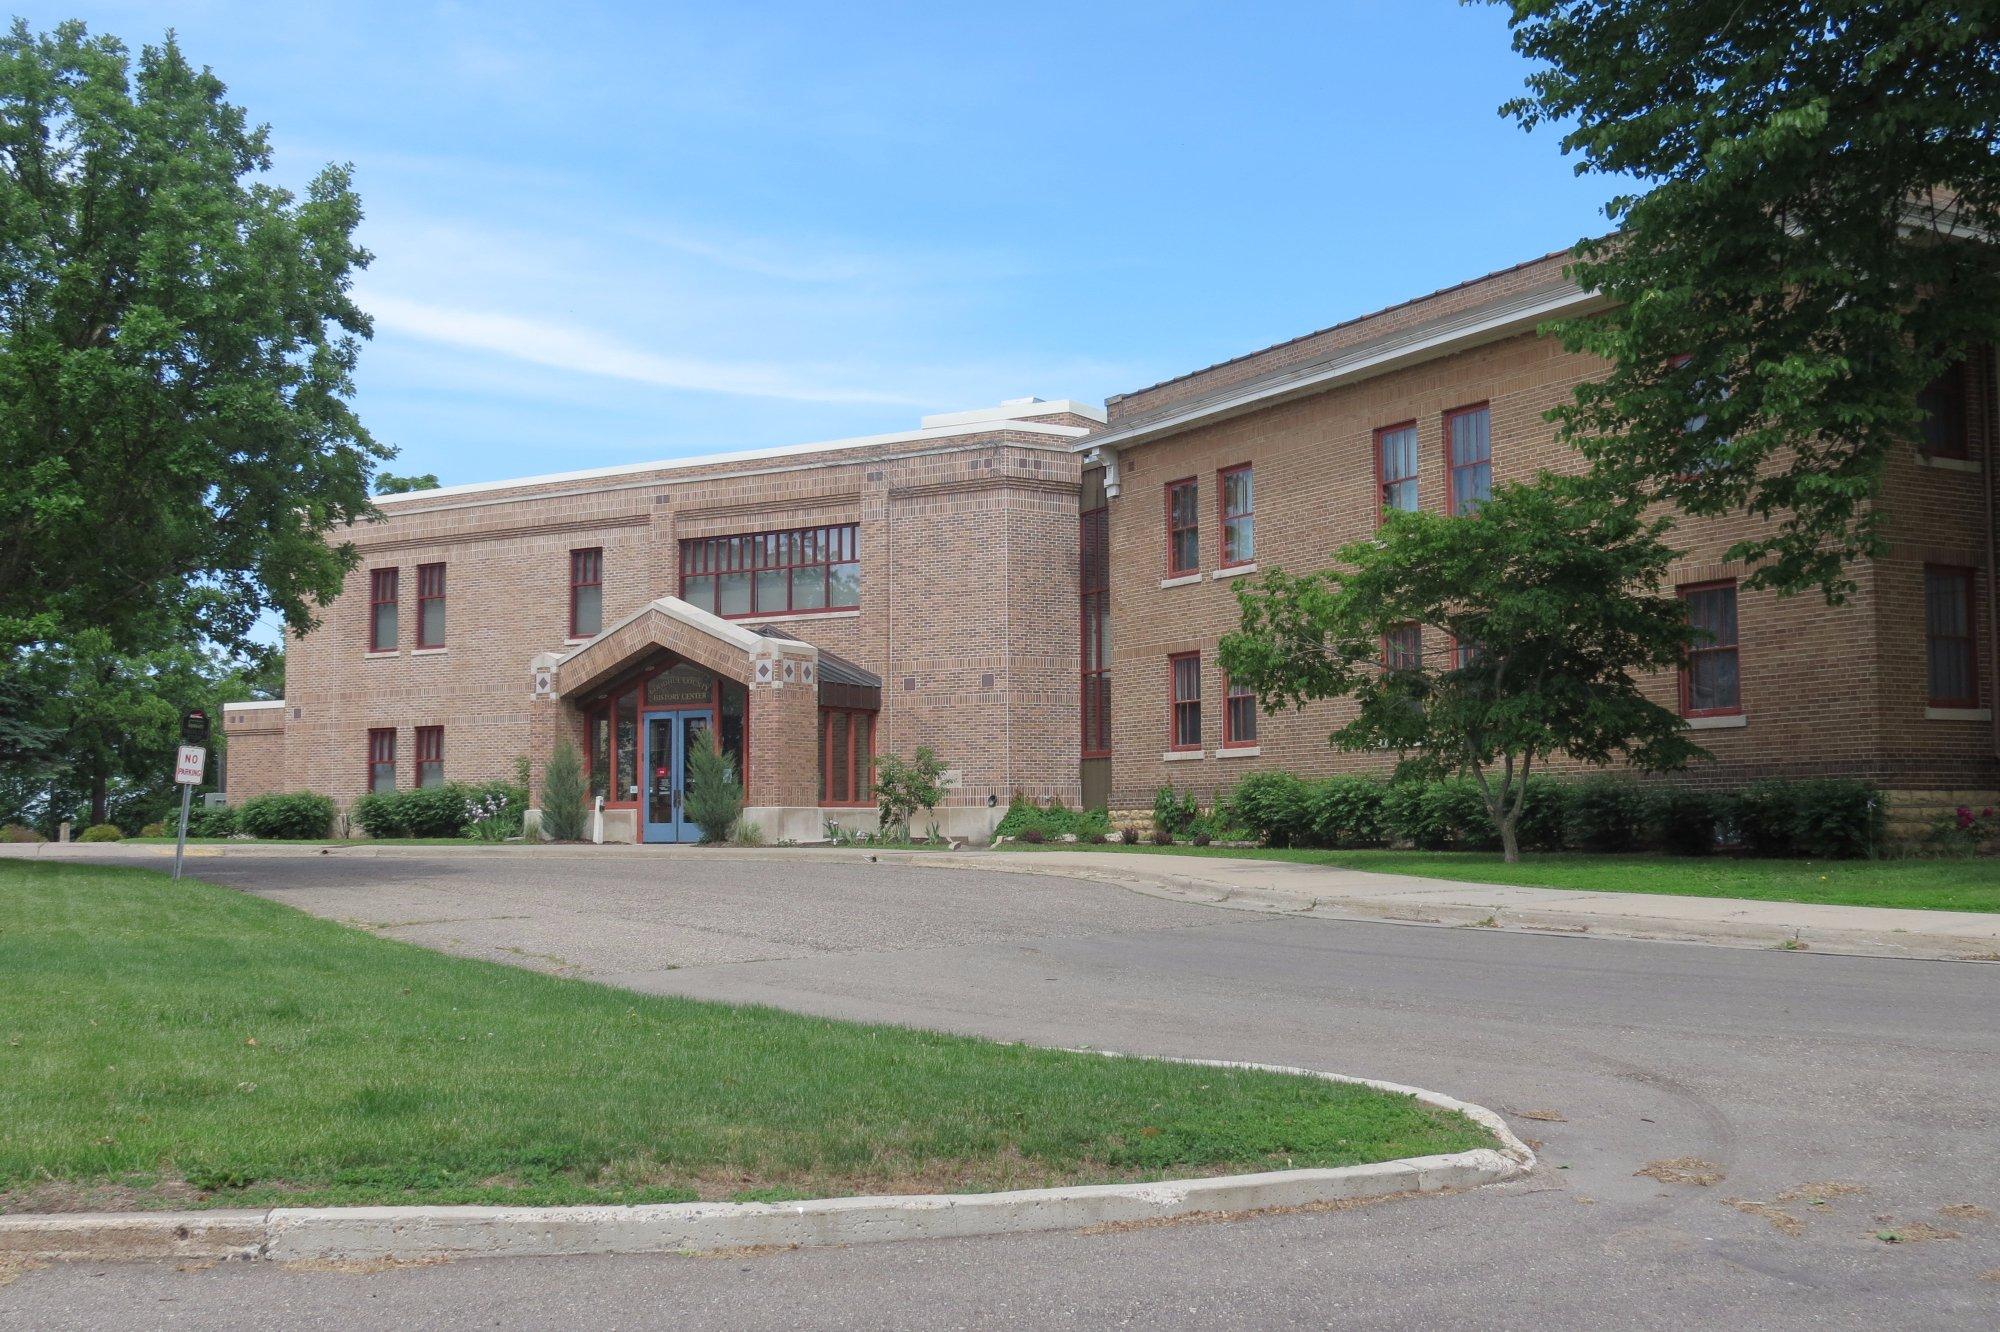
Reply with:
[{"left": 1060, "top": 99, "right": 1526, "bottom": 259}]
[{"left": 645, "top": 663, "right": 712, "bottom": 707}]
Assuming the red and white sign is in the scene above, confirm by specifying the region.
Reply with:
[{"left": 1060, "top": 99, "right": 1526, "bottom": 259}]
[{"left": 174, "top": 745, "right": 206, "bottom": 785}]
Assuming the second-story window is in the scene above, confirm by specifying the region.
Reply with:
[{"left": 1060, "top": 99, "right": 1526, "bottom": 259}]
[
  {"left": 1220, "top": 465, "right": 1254, "bottom": 566},
  {"left": 1679, "top": 581, "right": 1741, "bottom": 716},
  {"left": 680, "top": 524, "right": 859, "bottom": 619},
  {"left": 1169, "top": 652, "right": 1202, "bottom": 749},
  {"left": 1383, "top": 623, "right": 1422, "bottom": 673},
  {"left": 1917, "top": 361, "right": 1969, "bottom": 459},
  {"left": 1166, "top": 479, "right": 1199, "bottom": 576},
  {"left": 570, "top": 548, "right": 602, "bottom": 639},
  {"left": 1377, "top": 422, "right": 1419, "bottom": 516},
  {"left": 416, "top": 726, "right": 444, "bottom": 788},
  {"left": 416, "top": 563, "right": 446, "bottom": 648},
  {"left": 368, "top": 568, "right": 398, "bottom": 652},
  {"left": 1446, "top": 404, "right": 1492, "bottom": 513}
]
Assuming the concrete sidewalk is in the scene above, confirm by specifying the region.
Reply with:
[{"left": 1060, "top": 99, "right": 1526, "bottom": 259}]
[{"left": 953, "top": 850, "right": 2000, "bottom": 962}]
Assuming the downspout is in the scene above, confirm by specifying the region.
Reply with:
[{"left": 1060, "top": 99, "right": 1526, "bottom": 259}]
[{"left": 1986, "top": 346, "right": 1999, "bottom": 760}]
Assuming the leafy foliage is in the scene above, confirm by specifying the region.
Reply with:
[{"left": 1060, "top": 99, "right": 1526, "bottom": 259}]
[
  {"left": 76, "top": 823, "right": 122, "bottom": 842},
  {"left": 349, "top": 784, "right": 498, "bottom": 840},
  {"left": 1486, "top": 0, "right": 2000, "bottom": 598},
  {"left": 1562, "top": 775, "right": 1650, "bottom": 852},
  {"left": 1151, "top": 786, "right": 1200, "bottom": 838},
  {"left": 235, "top": 791, "right": 332, "bottom": 840},
  {"left": 683, "top": 734, "right": 742, "bottom": 845},
  {"left": 184, "top": 805, "right": 238, "bottom": 838},
  {"left": 995, "top": 795, "right": 1110, "bottom": 841},
  {"left": 540, "top": 741, "right": 588, "bottom": 841},
  {"left": 0, "top": 20, "right": 384, "bottom": 654},
  {"left": 872, "top": 746, "right": 948, "bottom": 837},
  {"left": 374, "top": 473, "right": 440, "bottom": 494},
  {"left": 1221, "top": 477, "right": 1704, "bottom": 860}
]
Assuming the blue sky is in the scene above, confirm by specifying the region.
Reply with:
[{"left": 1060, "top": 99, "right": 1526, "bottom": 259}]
[{"left": 31, "top": 2, "right": 1617, "bottom": 487}]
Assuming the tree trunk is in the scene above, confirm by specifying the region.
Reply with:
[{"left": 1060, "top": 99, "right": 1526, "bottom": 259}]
[
  {"left": 1498, "top": 816, "right": 1520, "bottom": 864},
  {"left": 89, "top": 766, "right": 108, "bottom": 827}
]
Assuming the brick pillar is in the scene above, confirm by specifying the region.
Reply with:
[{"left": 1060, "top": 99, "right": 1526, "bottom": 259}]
[{"left": 745, "top": 643, "right": 821, "bottom": 808}]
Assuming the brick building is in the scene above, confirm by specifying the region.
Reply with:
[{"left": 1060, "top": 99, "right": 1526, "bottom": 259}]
[{"left": 225, "top": 249, "right": 2000, "bottom": 839}]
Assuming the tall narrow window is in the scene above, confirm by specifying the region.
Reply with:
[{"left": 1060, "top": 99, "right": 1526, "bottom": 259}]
[
  {"left": 415, "top": 726, "right": 444, "bottom": 788},
  {"left": 1080, "top": 505, "right": 1111, "bottom": 756},
  {"left": 416, "top": 563, "right": 446, "bottom": 648},
  {"left": 587, "top": 708, "right": 610, "bottom": 800},
  {"left": 1917, "top": 362, "right": 1969, "bottom": 459},
  {"left": 1383, "top": 623, "right": 1422, "bottom": 672},
  {"left": 1376, "top": 422, "right": 1419, "bottom": 516},
  {"left": 1166, "top": 480, "right": 1200, "bottom": 576},
  {"left": 367, "top": 728, "right": 396, "bottom": 793},
  {"left": 818, "top": 708, "right": 875, "bottom": 806},
  {"left": 1445, "top": 405, "right": 1492, "bottom": 514},
  {"left": 1219, "top": 465, "right": 1254, "bottom": 566},
  {"left": 1679, "top": 582, "right": 1741, "bottom": 716},
  {"left": 1169, "top": 652, "right": 1202, "bottom": 749},
  {"left": 570, "top": 548, "right": 603, "bottom": 639},
  {"left": 368, "top": 568, "right": 398, "bottom": 652},
  {"left": 1925, "top": 565, "right": 1978, "bottom": 707},
  {"left": 1224, "top": 677, "right": 1258, "bottom": 747}
]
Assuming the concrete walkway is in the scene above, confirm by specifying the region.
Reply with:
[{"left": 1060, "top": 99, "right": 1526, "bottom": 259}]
[{"left": 8, "top": 839, "right": 2000, "bottom": 960}]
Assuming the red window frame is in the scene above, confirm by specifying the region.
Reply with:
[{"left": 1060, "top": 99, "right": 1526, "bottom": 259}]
[
  {"left": 1374, "top": 421, "right": 1419, "bottom": 520},
  {"left": 1223, "top": 675, "right": 1257, "bottom": 747},
  {"left": 415, "top": 725, "right": 444, "bottom": 788},
  {"left": 1382, "top": 623, "right": 1421, "bottom": 672},
  {"left": 368, "top": 568, "right": 398, "bottom": 652},
  {"left": 1218, "top": 464, "right": 1254, "bottom": 567},
  {"left": 1917, "top": 362, "right": 1969, "bottom": 459},
  {"left": 1443, "top": 403, "right": 1492, "bottom": 515},
  {"left": 569, "top": 548, "right": 603, "bottom": 640},
  {"left": 679, "top": 524, "right": 859, "bottom": 620},
  {"left": 1080, "top": 505, "right": 1111, "bottom": 757},
  {"left": 818, "top": 707, "right": 876, "bottom": 807},
  {"left": 367, "top": 728, "right": 396, "bottom": 793},
  {"left": 1165, "top": 479, "right": 1200, "bottom": 577},
  {"left": 1678, "top": 580, "right": 1742, "bottom": 718},
  {"left": 1168, "top": 652, "right": 1202, "bottom": 750},
  {"left": 1924, "top": 565, "right": 1980, "bottom": 708},
  {"left": 415, "top": 563, "right": 446, "bottom": 649}
]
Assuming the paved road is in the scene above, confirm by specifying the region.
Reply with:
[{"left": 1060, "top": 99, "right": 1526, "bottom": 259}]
[{"left": 4, "top": 850, "right": 1998, "bottom": 1329}]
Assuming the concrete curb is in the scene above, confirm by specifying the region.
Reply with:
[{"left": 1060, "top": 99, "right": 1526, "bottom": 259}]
[{"left": 0, "top": 1056, "right": 1531, "bottom": 1265}]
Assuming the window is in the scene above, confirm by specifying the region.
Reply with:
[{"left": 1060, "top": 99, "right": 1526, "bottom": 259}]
[
  {"left": 818, "top": 708, "right": 875, "bottom": 805},
  {"left": 1445, "top": 405, "right": 1492, "bottom": 514},
  {"left": 1679, "top": 582, "right": 1741, "bottom": 716},
  {"left": 1080, "top": 506, "right": 1111, "bottom": 756},
  {"left": 588, "top": 708, "right": 611, "bottom": 800},
  {"left": 680, "top": 524, "right": 859, "bottom": 619},
  {"left": 368, "top": 568, "right": 398, "bottom": 652},
  {"left": 415, "top": 726, "right": 444, "bottom": 788},
  {"left": 1383, "top": 623, "right": 1421, "bottom": 672},
  {"left": 570, "top": 548, "right": 602, "bottom": 639},
  {"left": 1376, "top": 422, "right": 1419, "bottom": 516},
  {"left": 1219, "top": 465, "right": 1254, "bottom": 566},
  {"left": 1166, "top": 479, "right": 1199, "bottom": 576},
  {"left": 1224, "top": 676, "right": 1257, "bottom": 746},
  {"left": 1925, "top": 565, "right": 1978, "bottom": 708},
  {"left": 1169, "top": 652, "right": 1202, "bottom": 749},
  {"left": 367, "top": 728, "right": 396, "bottom": 793},
  {"left": 1917, "top": 362, "right": 1969, "bottom": 459},
  {"left": 416, "top": 563, "right": 446, "bottom": 648}
]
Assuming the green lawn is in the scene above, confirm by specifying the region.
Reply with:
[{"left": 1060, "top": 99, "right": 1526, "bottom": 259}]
[
  {"left": 0, "top": 863, "right": 1487, "bottom": 1213},
  {"left": 997, "top": 844, "right": 2000, "bottom": 913},
  {"left": 120, "top": 837, "right": 497, "bottom": 846}
]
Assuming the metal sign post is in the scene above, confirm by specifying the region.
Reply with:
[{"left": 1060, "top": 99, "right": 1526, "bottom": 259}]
[{"left": 172, "top": 743, "right": 206, "bottom": 881}]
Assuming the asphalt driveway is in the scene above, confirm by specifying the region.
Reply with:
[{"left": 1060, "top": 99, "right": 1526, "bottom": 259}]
[{"left": 4, "top": 847, "right": 1998, "bottom": 1330}]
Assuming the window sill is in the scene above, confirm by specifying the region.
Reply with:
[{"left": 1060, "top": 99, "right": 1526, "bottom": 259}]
[
  {"left": 1926, "top": 706, "right": 1992, "bottom": 721},
  {"left": 564, "top": 636, "right": 595, "bottom": 647},
  {"left": 1212, "top": 563, "right": 1258, "bottom": 580},
  {"left": 1917, "top": 453, "right": 1981, "bottom": 474},
  {"left": 364, "top": 650, "right": 399, "bottom": 660},
  {"left": 410, "top": 647, "right": 447, "bottom": 656},
  {"left": 1683, "top": 713, "right": 1747, "bottom": 730},
  {"left": 1159, "top": 573, "right": 1202, "bottom": 590},
  {"left": 1216, "top": 744, "right": 1262, "bottom": 758},
  {"left": 1162, "top": 749, "right": 1204, "bottom": 762},
  {"left": 732, "top": 608, "right": 861, "bottom": 626}
]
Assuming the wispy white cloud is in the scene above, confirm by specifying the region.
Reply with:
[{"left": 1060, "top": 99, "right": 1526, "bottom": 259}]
[{"left": 359, "top": 290, "right": 926, "bottom": 407}]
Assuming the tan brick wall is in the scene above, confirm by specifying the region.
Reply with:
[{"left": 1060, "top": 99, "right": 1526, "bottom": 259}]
[{"left": 220, "top": 705, "right": 286, "bottom": 803}]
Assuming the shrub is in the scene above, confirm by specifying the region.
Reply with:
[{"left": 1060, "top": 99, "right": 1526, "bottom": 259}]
[
  {"left": 1016, "top": 826, "right": 1047, "bottom": 844},
  {"left": 541, "top": 741, "right": 589, "bottom": 841},
  {"left": 139, "top": 821, "right": 167, "bottom": 837},
  {"left": 1150, "top": 825, "right": 1174, "bottom": 846},
  {"left": 1427, "top": 778, "right": 1499, "bottom": 850},
  {"left": 462, "top": 780, "right": 526, "bottom": 841},
  {"left": 351, "top": 785, "right": 475, "bottom": 839},
  {"left": 995, "top": 795, "right": 1112, "bottom": 841},
  {"left": 77, "top": 823, "right": 123, "bottom": 842},
  {"left": 1224, "top": 771, "right": 1314, "bottom": 847},
  {"left": 874, "top": 747, "right": 949, "bottom": 838},
  {"left": 1152, "top": 785, "right": 1199, "bottom": 839},
  {"left": 1118, "top": 825, "right": 1141, "bottom": 845},
  {"left": 683, "top": 737, "right": 743, "bottom": 844},
  {"left": 1922, "top": 804, "right": 1999, "bottom": 857},
  {"left": 237, "top": 792, "right": 333, "bottom": 840},
  {"left": 1305, "top": 776, "right": 1389, "bottom": 849},
  {"left": 1650, "top": 787, "right": 1727, "bottom": 856},
  {"left": 1513, "top": 776, "right": 1568, "bottom": 853},
  {"left": 2, "top": 823, "right": 46, "bottom": 843},
  {"left": 730, "top": 818, "right": 767, "bottom": 847},
  {"left": 1190, "top": 828, "right": 1212, "bottom": 846},
  {"left": 1790, "top": 779, "right": 1882, "bottom": 858},
  {"left": 185, "top": 805, "right": 238, "bottom": 838},
  {"left": 1564, "top": 775, "right": 1649, "bottom": 852}
]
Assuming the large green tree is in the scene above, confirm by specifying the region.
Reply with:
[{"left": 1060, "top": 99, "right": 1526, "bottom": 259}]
[
  {"left": 1219, "top": 478, "right": 1704, "bottom": 861},
  {"left": 0, "top": 20, "right": 385, "bottom": 654},
  {"left": 1486, "top": 0, "right": 2000, "bottom": 599}
]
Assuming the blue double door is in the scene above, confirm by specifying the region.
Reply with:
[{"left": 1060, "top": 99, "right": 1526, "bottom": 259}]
[{"left": 641, "top": 709, "right": 710, "bottom": 843}]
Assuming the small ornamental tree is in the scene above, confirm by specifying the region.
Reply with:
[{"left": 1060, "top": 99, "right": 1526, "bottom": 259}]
[
  {"left": 1218, "top": 477, "right": 1706, "bottom": 862},
  {"left": 873, "top": 746, "right": 949, "bottom": 840},
  {"left": 540, "top": 741, "right": 588, "bottom": 841},
  {"left": 683, "top": 734, "right": 742, "bottom": 845}
]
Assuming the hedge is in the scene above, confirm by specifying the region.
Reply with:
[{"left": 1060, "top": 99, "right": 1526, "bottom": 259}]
[
  {"left": 236, "top": 791, "right": 335, "bottom": 840},
  {"left": 996, "top": 795, "right": 1111, "bottom": 842},
  {"left": 184, "top": 805, "right": 239, "bottom": 838},
  {"left": 76, "top": 823, "right": 123, "bottom": 843}
]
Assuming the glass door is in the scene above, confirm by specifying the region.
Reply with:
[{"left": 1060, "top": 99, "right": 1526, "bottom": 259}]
[
  {"left": 641, "top": 710, "right": 712, "bottom": 842},
  {"left": 674, "top": 712, "right": 709, "bottom": 842}
]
